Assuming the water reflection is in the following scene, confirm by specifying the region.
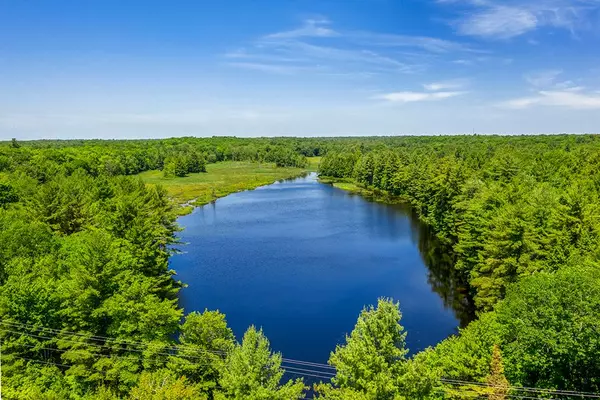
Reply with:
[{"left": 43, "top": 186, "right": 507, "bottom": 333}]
[
  {"left": 331, "top": 189, "right": 476, "bottom": 328},
  {"left": 413, "top": 222, "right": 476, "bottom": 327}
]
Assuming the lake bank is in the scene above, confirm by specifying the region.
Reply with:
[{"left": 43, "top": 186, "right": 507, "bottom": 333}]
[
  {"left": 139, "top": 161, "right": 308, "bottom": 214},
  {"left": 319, "top": 175, "right": 476, "bottom": 327},
  {"left": 170, "top": 173, "right": 470, "bottom": 363}
]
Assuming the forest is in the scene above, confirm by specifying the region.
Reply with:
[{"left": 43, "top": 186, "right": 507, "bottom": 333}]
[{"left": 1, "top": 135, "right": 599, "bottom": 399}]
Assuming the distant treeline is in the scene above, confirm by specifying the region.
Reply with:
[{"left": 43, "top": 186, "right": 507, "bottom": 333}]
[
  {"left": 1, "top": 135, "right": 599, "bottom": 399},
  {"left": 0, "top": 137, "right": 319, "bottom": 180}
]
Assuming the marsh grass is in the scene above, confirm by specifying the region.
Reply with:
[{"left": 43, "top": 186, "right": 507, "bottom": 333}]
[{"left": 139, "top": 161, "right": 306, "bottom": 214}]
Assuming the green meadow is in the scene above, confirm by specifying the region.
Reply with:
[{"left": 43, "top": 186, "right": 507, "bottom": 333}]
[{"left": 139, "top": 161, "right": 307, "bottom": 213}]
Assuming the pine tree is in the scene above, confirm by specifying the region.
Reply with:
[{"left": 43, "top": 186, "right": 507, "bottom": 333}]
[
  {"left": 216, "top": 326, "right": 305, "bottom": 400},
  {"left": 487, "top": 345, "right": 509, "bottom": 400},
  {"left": 318, "top": 298, "right": 408, "bottom": 400}
]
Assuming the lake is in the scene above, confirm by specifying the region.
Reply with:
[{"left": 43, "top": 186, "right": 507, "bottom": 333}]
[{"left": 171, "top": 172, "right": 472, "bottom": 365}]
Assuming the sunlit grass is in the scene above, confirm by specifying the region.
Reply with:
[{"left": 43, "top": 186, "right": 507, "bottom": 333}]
[
  {"left": 139, "top": 161, "right": 307, "bottom": 213},
  {"left": 307, "top": 156, "right": 321, "bottom": 171}
]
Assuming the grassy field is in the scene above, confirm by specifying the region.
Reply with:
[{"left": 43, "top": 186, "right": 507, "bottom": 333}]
[
  {"left": 139, "top": 161, "right": 306, "bottom": 214},
  {"left": 307, "top": 156, "right": 321, "bottom": 171}
]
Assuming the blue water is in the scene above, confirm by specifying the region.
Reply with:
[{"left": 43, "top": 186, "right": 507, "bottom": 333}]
[{"left": 171, "top": 173, "right": 464, "bottom": 364}]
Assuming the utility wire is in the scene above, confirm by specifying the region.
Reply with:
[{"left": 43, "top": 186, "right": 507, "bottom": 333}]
[
  {"left": 281, "top": 366, "right": 335, "bottom": 379},
  {"left": 0, "top": 321, "right": 336, "bottom": 370},
  {"left": 441, "top": 379, "right": 600, "bottom": 398},
  {"left": 1, "top": 327, "right": 334, "bottom": 380},
  {"left": 0, "top": 328, "right": 205, "bottom": 360},
  {"left": 4, "top": 320, "right": 600, "bottom": 399}
]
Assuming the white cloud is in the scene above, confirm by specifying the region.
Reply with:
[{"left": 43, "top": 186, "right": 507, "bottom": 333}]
[
  {"left": 501, "top": 90, "right": 600, "bottom": 109},
  {"left": 501, "top": 70, "right": 600, "bottom": 109},
  {"left": 376, "top": 91, "right": 466, "bottom": 103},
  {"left": 265, "top": 18, "right": 339, "bottom": 39},
  {"left": 524, "top": 69, "right": 563, "bottom": 87},
  {"left": 224, "top": 17, "right": 477, "bottom": 77},
  {"left": 224, "top": 61, "right": 323, "bottom": 75},
  {"left": 440, "top": 0, "right": 600, "bottom": 39},
  {"left": 349, "top": 32, "right": 478, "bottom": 53},
  {"left": 459, "top": 5, "right": 538, "bottom": 39},
  {"left": 452, "top": 59, "right": 474, "bottom": 65},
  {"left": 423, "top": 80, "right": 465, "bottom": 91}
]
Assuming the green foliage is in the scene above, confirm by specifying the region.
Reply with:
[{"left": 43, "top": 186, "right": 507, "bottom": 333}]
[
  {"left": 216, "top": 326, "right": 305, "bottom": 400},
  {"left": 3, "top": 135, "right": 600, "bottom": 398},
  {"left": 319, "top": 135, "right": 600, "bottom": 311},
  {"left": 496, "top": 265, "right": 600, "bottom": 390},
  {"left": 0, "top": 182, "right": 18, "bottom": 207},
  {"left": 163, "top": 156, "right": 189, "bottom": 178},
  {"left": 0, "top": 136, "right": 314, "bottom": 398},
  {"left": 487, "top": 345, "right": 509, "bottom": 400},
  {"left": 416, "top": 263, "right": 600, "bottom": 396},
  {"left": 129, "top": 369, "right": 206, "bottom": 400},
  {"left": 318, "top": 135, "right": 600, "bottom": 396},
  {"left": 180, "top": 310, "right": 235, "bottom": 351},
  {"left": 186, "top": 152, "right": 206, "bottom": 174},
  {"left": 171, "top": 311, "right": 236, "bottom": 395},
  {"left": 317, "top": 298, "right": 410, "bottom": 400},
  {"left": 0, "top": 154, "right": 182, "bottom": 397}
]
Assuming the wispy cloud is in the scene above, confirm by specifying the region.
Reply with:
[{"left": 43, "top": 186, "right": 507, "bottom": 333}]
[
  {"left": 376, "top": 90, "right": 466, "bottom": 103},
  {"left": 224, "top": 61, "right": 324, "bottom": 75},
  {"left": 265, "top": 17, "right": 338, "bottom": 39},
  {"left": 439, "top": 0, "right": 600, "bottom": 39},
  {"left": 349, "top": 31, "right": 478, "bottom": 53},
  {"left": 452, "top": 59, "right": 474, "bottom": 65},
  {"left": 524, "top": 69, "right": 564, "bottom": 87},
  {"left": 423, "top": 80, "right": 466, "bottom": 91},
  {"left": 224, "top": 17, "right": 477, "bottom": 77},
  {"left": 501, "top": 71, "right": 600, "bottom": 109},
  {"left": 502, "top": 90, "right": 600, "bottom": 109}
]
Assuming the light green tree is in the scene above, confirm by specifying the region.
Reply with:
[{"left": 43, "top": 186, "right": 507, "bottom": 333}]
[
  {"left": 129, "top": 369, "right": 205, "bottom": 400},
  {"left": 215, "top": 326, "right": 305, "bottom": 400},
  {"left": 487, "top": 345, "right": 509, "bottom": 400},
  {"left": 168, "top": 310, "right": 236, "bottom": 395},
  {"left": 316, "top": 298, "right": 408, "bottom": 400}
]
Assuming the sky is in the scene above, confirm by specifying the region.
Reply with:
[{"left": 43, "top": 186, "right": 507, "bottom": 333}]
[{"left": 1, "top": 0, "right": 600, "bottom": 139}]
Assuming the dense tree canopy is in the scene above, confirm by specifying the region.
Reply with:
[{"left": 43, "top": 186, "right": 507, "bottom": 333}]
[
  {"left": 319, "top": 134, "right": 600, "bottom": 397},
  {"left": 0, "top": 137, "right": 312, "bottom": 399},
  {"left": 2, "top": 135, "right": 600, "bottom": 398}
]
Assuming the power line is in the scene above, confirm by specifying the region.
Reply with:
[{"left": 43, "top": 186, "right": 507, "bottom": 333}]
[
  {"left": 0, "top": 321, "right": 336, "bottom": 370},
  {"left": 4, "top": 320, "right": 600, "bottom": 399},
  {"left": 0, "top": 328, "right": 205, "bottom": 360},
  {"left": 0, "top": 321, "right": 204, "bottom": 355},
  {"left": 281, "top": 366, "right": 335, "bottom": 379},
  {"left": 441, "top": 379, "right": 600, "bottom": 398},
  {"left": 8, "top": 356, "right": 80, "bottom": 370},
  {"left": 1, "top": 326, "right": 334, "bottom": 380}
]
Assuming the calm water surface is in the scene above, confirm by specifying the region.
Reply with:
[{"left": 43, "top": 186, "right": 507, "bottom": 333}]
[{"left": 171, "top": 173, "right": 472, "bottom": 364}]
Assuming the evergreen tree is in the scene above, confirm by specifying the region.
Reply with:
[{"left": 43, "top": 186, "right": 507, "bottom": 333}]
[
  {"left": 317, "top": 298, "right": 408, "bottom": 400},
  {"left": 216, "top": 326, "right": 305, "bottom": 400},
  {"left": 487, "top": 345, "right": 509, "bottom": 400}
]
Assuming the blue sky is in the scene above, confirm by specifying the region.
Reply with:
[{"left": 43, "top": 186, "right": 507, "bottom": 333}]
[{"left": 1, "top": 0, "right": 600, "bottom": 139}]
